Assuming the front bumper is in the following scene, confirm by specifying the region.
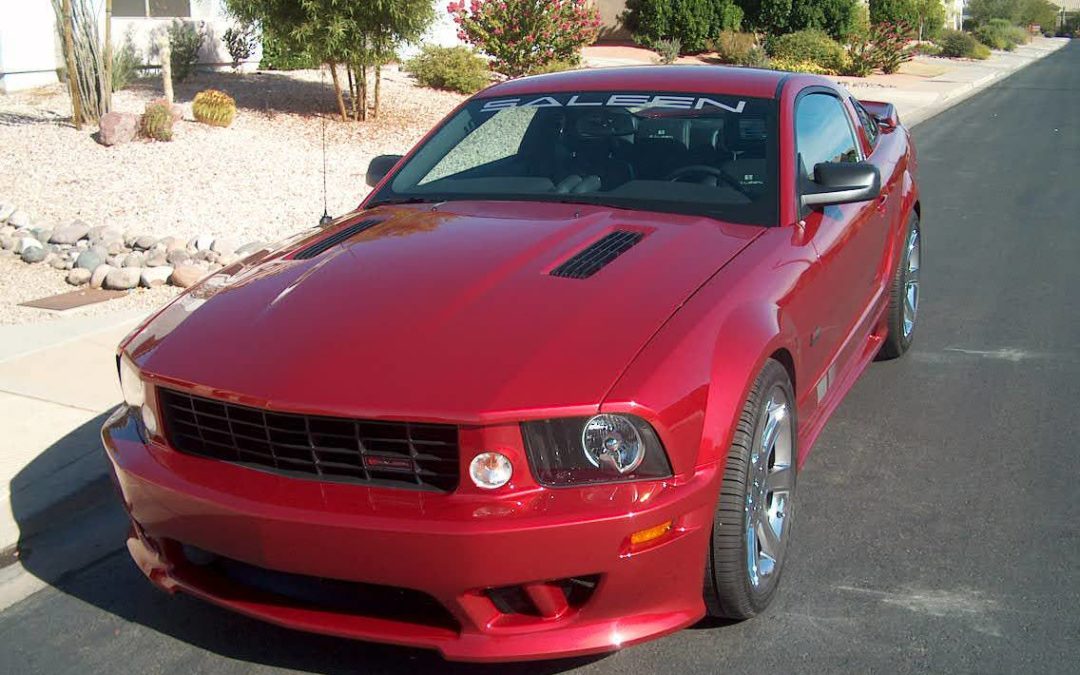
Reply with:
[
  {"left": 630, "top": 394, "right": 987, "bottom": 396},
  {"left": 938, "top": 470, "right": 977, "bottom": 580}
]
[{"left": 102, "top": 406, "right": 719, "bottom": 662}]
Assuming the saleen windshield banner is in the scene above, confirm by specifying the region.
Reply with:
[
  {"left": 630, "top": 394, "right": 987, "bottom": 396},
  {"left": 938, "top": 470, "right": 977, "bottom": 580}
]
[{"left": 481, "top": 93, "right": 747, "bottom": 113}]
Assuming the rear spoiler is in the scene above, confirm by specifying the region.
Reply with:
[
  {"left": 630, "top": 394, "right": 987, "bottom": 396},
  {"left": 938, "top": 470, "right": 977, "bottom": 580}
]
[{"left": 859, "top": 100, "right": 900, "bottom": 130}]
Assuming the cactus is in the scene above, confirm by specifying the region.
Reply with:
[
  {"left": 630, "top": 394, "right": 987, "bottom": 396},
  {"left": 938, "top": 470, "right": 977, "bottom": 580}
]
[
  {"left": 192, "top": 89, "right": 236, "bottom": 128},
  {"left": 141, "top": 101, "right": 174, "bottom": 141}
]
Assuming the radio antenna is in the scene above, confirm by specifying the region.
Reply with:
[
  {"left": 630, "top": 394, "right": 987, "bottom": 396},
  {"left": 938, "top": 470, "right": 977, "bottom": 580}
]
[{"left": 319, "top": 67, "right": 333, "bottom": 226}]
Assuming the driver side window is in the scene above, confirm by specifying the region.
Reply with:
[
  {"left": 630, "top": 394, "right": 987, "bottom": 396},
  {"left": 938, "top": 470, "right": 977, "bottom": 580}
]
[{"left": 795, "top": 93, "right": 860, "bottom": 179}]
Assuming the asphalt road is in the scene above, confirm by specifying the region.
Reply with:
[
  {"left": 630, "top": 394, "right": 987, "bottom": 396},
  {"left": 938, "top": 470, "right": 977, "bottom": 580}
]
[{"left": 2, "top": 43, "right": 1078, "bottom": 674}]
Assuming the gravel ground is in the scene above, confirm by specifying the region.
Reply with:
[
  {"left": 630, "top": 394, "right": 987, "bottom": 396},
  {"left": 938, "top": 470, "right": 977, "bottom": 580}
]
[{"left": 0, "top": 66, "right": 465, "bottom": 325}]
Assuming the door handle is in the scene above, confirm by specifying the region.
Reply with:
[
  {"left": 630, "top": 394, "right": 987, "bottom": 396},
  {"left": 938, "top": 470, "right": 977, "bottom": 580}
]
[{"left": 876, "top": 193, "right": 889, "bottom": 213}]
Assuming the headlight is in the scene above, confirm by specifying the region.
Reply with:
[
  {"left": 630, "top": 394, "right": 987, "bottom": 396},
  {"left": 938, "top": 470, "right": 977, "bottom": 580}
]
[
  {"left": 118, "top": 354, "right": 145, "bottom": 407},
  {"left": 521, "top": 414, "right": 672, "bottom": 487},
  {"left": 118, "top": 354, "right": 159, "bottom": 437}
]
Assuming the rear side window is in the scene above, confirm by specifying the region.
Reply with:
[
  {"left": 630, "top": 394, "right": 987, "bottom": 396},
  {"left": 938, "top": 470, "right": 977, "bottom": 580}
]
[
  {"left": 795, "top": 93, "right": 860, "bottom": 178},
  {"left": 851, "top": 99, "right": 879, "bottom": 149}
]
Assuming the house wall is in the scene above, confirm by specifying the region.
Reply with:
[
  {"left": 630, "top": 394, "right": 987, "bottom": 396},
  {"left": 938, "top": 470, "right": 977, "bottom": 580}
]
[
  {"left": 595, "top": 0, "right": 631, "bottom": 42},
  {"left": 0, "top": 2, "right": 62, "bottom": 94},
  {"left": 0, "top": 0, "right": 258, "bottom": 95}
]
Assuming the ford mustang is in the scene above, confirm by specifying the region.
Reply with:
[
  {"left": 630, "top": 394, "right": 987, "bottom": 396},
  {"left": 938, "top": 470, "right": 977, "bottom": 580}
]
[{"left": 102, "top": 65, "right": 921, "bottom": 662}]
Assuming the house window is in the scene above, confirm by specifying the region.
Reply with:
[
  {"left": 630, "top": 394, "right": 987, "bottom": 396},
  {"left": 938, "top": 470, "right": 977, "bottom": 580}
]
[{"left": 114, "top": 0, "right": 192, "bottom": 17}]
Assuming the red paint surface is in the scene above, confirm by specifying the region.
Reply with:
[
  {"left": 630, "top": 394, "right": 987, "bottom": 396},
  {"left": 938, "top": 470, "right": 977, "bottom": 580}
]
[{"left": 106, "top": 68, "right": 919, "bottom": 661}]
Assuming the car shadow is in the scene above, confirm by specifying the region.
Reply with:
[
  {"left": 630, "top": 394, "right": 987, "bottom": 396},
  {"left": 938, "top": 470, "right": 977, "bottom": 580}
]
[{"left": 7, "top": 413, "right": 606, "bottom": 673}]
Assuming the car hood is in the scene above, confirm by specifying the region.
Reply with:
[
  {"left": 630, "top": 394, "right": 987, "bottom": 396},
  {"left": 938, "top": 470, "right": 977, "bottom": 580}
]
[{"left": 128, "top": 202, "right": 762, "bottom": 423}]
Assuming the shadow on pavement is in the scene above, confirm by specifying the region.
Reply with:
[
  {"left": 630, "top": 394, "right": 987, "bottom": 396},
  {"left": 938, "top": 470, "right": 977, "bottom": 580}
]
[{"left": 7, "top": 415, "right": 603, "bottom": 674}]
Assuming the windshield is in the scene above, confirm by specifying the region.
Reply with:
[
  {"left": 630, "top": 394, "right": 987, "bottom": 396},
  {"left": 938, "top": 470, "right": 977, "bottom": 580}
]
[{"left": 370, "top": 91, "right": 779, "bottom": 226}]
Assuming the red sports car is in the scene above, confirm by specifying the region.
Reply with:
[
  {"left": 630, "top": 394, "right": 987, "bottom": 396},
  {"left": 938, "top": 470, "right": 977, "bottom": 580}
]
[{"left": 102, "top": 66, "right": 920, "bottom": 662}]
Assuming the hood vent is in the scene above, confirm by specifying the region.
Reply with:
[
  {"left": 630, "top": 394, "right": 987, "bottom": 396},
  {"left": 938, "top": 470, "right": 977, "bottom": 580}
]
[
  {"left": 550, "top": 230, "right": 644, "bottom": 279},
  {"left": 294, "top": 218, "right": 382, "bottom": 259}
]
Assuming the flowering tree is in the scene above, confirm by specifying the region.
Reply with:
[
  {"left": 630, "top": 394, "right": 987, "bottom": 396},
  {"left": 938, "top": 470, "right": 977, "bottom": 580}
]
[{"left": 449, "top": 0, "right": 602, "bottom": 77}]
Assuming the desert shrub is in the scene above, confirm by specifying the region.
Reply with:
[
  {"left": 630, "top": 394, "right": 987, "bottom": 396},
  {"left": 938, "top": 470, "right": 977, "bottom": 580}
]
[
  {"left": 140, "top": 101, "right": 174, "bottom": 141},
  {"left": 710, "top": 30, "right": 761, "bottom": 65},
  {"left": 972, "top": 42, "right": 992, "bottom": 59},
  {"left": 449, "top": 0, "right": 601, "bottom": 77},
  {"left": 975, "top": 19, "right": 1029, "bottom": 50},
  {"left": 111, "top": 37, "right": 142, "bottom": 91},
  {"left": 768, "top": 57, "right": 836, "bottom": 74},
  {"left": 167, "top": 20, "right": 205, "bottom": 82},
  {"left": 193, "top": 89, "right": 237, "bottom": 127},
  {"left": 223, "top": 24, "right": 258, "bottom": 70},
  {"left": 935, "top": 29, "right": 980, "bottom": 57},
  {"left": 624, "top": 0, "right": 744, "bottom": 53},
  {"left": 912, "top": 41, "right": 942, "bottom": 55},
  {"left": 528, "top": 60, "right": 578, "bottom": 75},
  {"left": 766, "top": 29, "right": 847, "bottom": 72},
  {"left": 654, "top": 38, "right": 682, "bottom": 64},
  {"left": 871, "top": 20, "right": 915, "bottom": 73},
  {"left": 404, "top": 45, "right": 491, "bottom": 94}
]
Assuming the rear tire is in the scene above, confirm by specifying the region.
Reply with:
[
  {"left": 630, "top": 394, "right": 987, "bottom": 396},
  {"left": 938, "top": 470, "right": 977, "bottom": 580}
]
[
  {"left": 704, "top": 359, "right": 797, "bottom": 619},
  {"left": 878, "top": 214, "right": 921, "bottom": 360}
]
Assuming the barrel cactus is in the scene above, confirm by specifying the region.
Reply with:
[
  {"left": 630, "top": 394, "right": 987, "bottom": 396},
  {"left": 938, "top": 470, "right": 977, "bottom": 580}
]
[
  {"left": 192, "top": 89, "right": 236, "bottom": 127},
  {"left": 140, "top": 101, "right": 174, "bottom": 141}
]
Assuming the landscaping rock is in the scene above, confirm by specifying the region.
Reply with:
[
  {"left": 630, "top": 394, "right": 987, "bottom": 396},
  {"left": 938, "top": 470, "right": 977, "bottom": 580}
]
[
  {"left": 0, "top": 203, "right": 15, "bottom": 222},
  {"left": 32, "top": 227, "right": 53, "bottom": 244},
  {"left": 166, "top": 249, "right": 191, "bottom": 266},
  {"left": 217, "top": 253, "right": 240, "bottom": 267},
  {"left": 17, "top": 237, "right": 43, "bottom": 255},
  {"left": 133, "top": 234, "right": 158, "bottom": 251},
  {"left": 21, "top": 246, "right": 47, "bottom": 263},
  {"left": 235, "top": 240, "right": 267, "bottom": 256},
  {"left": 145, "top": 251, "right": 169, "bottom": 267},
  {"left": 7, "top": 209, "right": 30, "bottom": 228},
  {"left": 170, "top": 264, "right": 205, "bottom": 288},
  {"left": 123, "top": 232, "right": 139, "bottom": 248},
  {"left": 210, "top": 237, "right": 238, "bottom": 256},
  {"left": 0, "top": 235, "right": 15, "bottom": 251},
  {"left": 50, "top": 220, "right": 91, "bottom": 245},
  {"left": 165, "top": 237, "right": 187, "bottom": 253},
  {"left": 75, "top": 249, "right": 104, "bottom": 271},
  {"left": 192, "top": 234, "right": 215, "bottom": 251},
  {"left": 98, "top": 112, "right": 139, "bottom": 146},
  {"left": 90, "top": 264, "right": 114, "bottom": 289},
  {"left": 66, "top": 268, "right": 92, "bottom": 286},
  {"left": 105, "top": 238, "right": 128, "bottom": 255},
  {"left": 49, "top": 255, "right": 69, "bottom": 270},
  {"left": 104, "top": 267, "right": 141, "bottom": 290},
  {"left": 122, "top": 251, "right": 145, "bottom": 268},
  {"left": 140, "top": 266, "right": 173, "bottom": 288}
]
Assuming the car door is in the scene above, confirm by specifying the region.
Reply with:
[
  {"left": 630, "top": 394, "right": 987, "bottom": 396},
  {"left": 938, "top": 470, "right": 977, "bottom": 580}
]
[{"left": 794, "top": 90, "right": 890, "bottom": 394}]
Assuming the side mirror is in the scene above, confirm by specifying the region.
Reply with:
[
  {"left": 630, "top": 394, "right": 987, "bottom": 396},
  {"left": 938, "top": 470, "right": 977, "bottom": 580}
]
[
  {"left": 366, "top": 154, "right": 403, "bottom": 188},
  {"left": 859, "top": 100, "right": 899, "bottom": 129},
  {"left": 801, "top": 161, "right": 881, "bottom": 209}
]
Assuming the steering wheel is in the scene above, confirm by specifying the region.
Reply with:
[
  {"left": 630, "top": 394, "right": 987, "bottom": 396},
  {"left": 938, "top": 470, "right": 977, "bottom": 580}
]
[{"left": 664, "top": 164, "right": 754, "bottom": 199}]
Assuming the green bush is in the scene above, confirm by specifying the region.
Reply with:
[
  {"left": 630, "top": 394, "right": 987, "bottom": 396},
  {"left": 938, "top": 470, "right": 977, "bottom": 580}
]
[
  {"left": 111, "top": 37, "right": 141, "bottom": 91},
  {"left": 710, "top": 30, "right": 760, "bottom": 65},
  {"left": 912, "top": 41, "right": 942, "bottom": 55},
  {"left": 766, "top": 29, "right": 847, "bottom": 72},
  {"left": 259, "top": 30, "right": 318, "bottom": 71},
  {"left": 768, "top": 57, "right": 835, "bottom": 74},
  {"left": 624, "top": 0, "right": 744, "bottom": 53},
  {"left": 404, "top": 46, "right": 491, "bottom": 94},
  {"left": 223, "top": 24, "right": 258, "bottom": 70},
  {"left": 167, "top": 20, "right": 205, "bottom": 82},
  {"left": 974, "top": 18, "right": 1029, "bottom": 51},
  {"left": 972, "top": 42, "right": 992, "bottom": 59},
  {"left": 935, "top": 29, "right": 981, "bottom": 57},
  {"left": 528, "top": 60, "right": 578, "bottom": 75}
]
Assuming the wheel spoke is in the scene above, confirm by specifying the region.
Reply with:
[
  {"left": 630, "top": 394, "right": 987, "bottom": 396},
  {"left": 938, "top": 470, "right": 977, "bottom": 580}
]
[
  {"left": 906, "top": 265, "right": 920, "bottom": 284},
  {"left": 904, "top": 293, "right": 917, "bottom": 320},
  {"left": 756, "top": 513, "right": 783, "bottom": 560},
  {"left": 759, "top": 402, "right": 786, "bottom": 460},
  {"left": 766, "top": 464, "right": 794, "bottom": 493}
]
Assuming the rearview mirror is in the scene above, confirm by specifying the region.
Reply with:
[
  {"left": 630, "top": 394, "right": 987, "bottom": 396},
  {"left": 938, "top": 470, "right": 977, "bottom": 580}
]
[
  {"left": 366, "top": 154, "right": 403, "bottom": 188},
  {"left": 801, "top": 161, "right": 881, "bottom": 209}
]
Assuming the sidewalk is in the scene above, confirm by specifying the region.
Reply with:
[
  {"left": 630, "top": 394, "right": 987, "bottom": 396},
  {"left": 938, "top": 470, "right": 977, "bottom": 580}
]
[
  {"left": 0, "top": 309, "right": 147, "bottom": 557},
  {"left": 583, "top": 37, "right": 1070, "bottom": 127}
]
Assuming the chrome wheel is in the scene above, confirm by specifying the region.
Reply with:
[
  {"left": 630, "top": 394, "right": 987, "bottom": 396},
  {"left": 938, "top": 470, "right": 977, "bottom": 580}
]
[
  {"left": 745, "top": 388, "right": 794, "bottom": 590},
  {"left": 902, "top": 227, "right": 920, "bottom": 339}
]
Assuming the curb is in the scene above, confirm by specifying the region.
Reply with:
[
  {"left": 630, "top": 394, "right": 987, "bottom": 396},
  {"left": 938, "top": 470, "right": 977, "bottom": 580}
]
[{"left": 906, "top": 41, "right": 1069, "bottom": 127}]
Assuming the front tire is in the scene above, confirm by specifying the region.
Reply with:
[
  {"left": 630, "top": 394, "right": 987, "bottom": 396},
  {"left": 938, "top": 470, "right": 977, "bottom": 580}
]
[
  {"left": 878, "top": 214, "right": 921, "bottom": 360},
  {"left": 704, "top": 359, "right": 797, "bottom": 619}
]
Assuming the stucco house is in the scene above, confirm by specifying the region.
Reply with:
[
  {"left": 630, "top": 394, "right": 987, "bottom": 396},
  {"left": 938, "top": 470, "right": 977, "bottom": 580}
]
[{"left": 0, "top": 0, "right": 258, "bottom": 94}]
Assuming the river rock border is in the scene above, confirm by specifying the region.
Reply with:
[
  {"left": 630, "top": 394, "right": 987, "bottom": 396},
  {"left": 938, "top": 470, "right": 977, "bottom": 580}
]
[{"left": 0, "top": 201, "right": 265, "bottom": 292}]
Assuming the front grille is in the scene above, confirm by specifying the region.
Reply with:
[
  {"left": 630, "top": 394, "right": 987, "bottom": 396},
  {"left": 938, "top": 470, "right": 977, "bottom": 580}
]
[
  {"left": 176, "top": 543, "right": 460, "bottom": 633},
  {"left": 158, "top": 389, "right": 460, "bottom": 492}
]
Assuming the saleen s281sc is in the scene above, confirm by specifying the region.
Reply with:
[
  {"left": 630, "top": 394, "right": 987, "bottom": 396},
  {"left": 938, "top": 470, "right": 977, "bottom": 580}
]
[{"left": 103, "top": 66, "right": 921, "bottom": 662}]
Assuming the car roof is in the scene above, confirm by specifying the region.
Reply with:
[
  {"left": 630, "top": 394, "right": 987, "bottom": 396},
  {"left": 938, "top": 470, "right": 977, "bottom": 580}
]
[{"left": 478, "top": 65, "right": 794, "bottom": 101}]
